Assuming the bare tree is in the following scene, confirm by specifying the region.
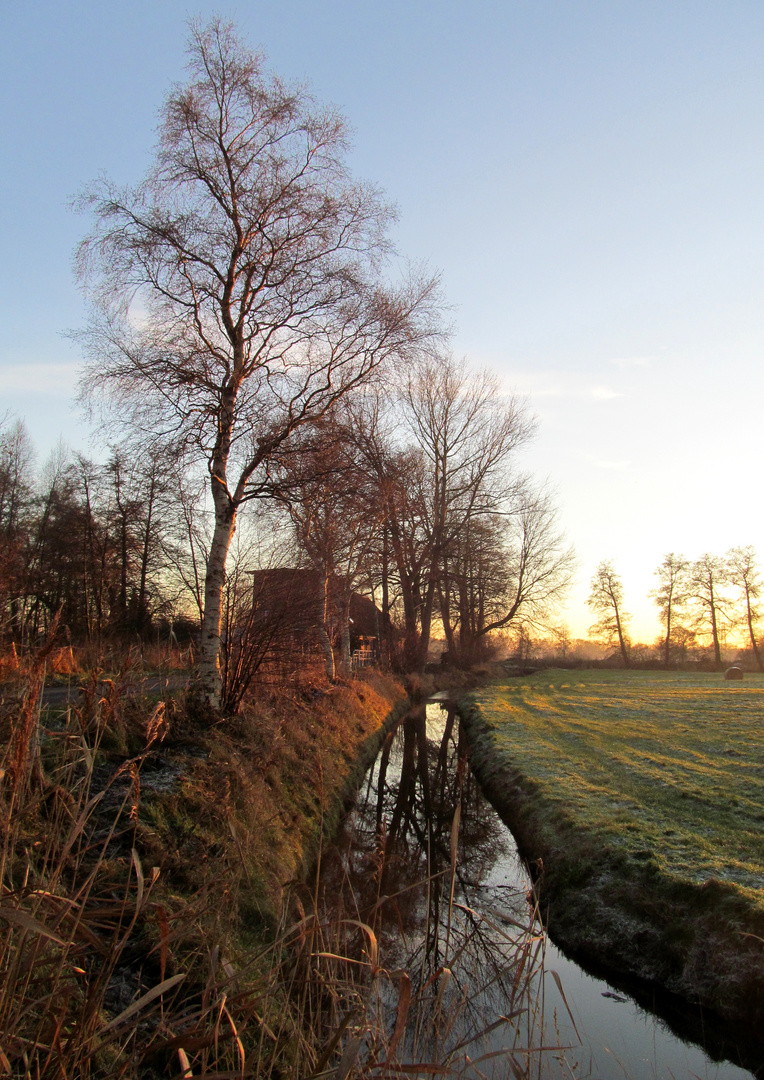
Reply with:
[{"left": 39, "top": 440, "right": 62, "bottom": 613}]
[
  {"left": 587, "top": 560, "right": 630, "bottom": 666},
  {"left": 650, "top": 553, "right": 690, "bottom": 669},
  {"left": 0, "top": 417, "right": 35, "bottom": 642},
  {"left": 77, "top": 20, "right": 440, "bottom": 708},
  {"left": 337, "top": 363, "right": 567, "bottom": 671},
  {"left": 161, "top": 469, "right": 211, "bottom": 627},
  {"left": 688, "top": 554, "right": 729, "bottom": 670},
  {"left": 440, "top": 514, "right": 506, "bottom": 662},
  {"left": 512, "top": 622, "right": 535, "bottom": 673},
  {"left": 274, "top": 412, "right": 384, "bottom": 679},
  {"left": 23, "top": 448, "right": 96, "bottom": 643},
  {"left": 727, "top": 546, "right": 763, "bottom": 672},
  {"left": 442, "top": 488, "right": 575, "bottom": 664},
  {"left": 398, "top": 353, "right": 535, "bottom": 669},
  {"left": 484, "top": 487, "right": 575, "bottom": 635},
  {"left": 337, "top": 386, "right": 421, "bottom": 669},
  {"left": 103, "top": 448, "right": 170, "bottom": 634},
  {"left": 552, "top": 622, "right": 572, "bottom": 661}
]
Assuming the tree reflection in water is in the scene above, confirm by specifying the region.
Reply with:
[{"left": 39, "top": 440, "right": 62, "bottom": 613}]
[{"left": 308, "top": 703, "right": 572, "bottom": 1077}]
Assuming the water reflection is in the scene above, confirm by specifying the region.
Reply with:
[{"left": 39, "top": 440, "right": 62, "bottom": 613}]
[
  {"left": 312, "top": 704, "right": 756, "bottom": 1079},
  {"left": 315, "top": 704, "right": 562, "bottom": 1076}
]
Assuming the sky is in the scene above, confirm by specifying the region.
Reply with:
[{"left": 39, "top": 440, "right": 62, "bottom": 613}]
[{"left": 2, "top": 1, "right": 764, "bottom": 642}]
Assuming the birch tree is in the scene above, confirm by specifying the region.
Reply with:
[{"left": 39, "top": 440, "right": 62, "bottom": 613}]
[
  {"left": 688, "top": 554, "right": 729, "bottom": 669},
  {"left": 727, "top": 546, "right": 763, "bottom": 671},
  {"left": 650, "top": 553, "right": 690, "bottom": 668},
  {"left": 587, "top": 560, "right": 631, "bottom": 665},
  {"left": 77, "top": 20, "right": 440, "bottom": 708}
]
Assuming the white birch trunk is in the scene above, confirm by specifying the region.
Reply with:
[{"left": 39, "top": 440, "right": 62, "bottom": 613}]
[
  {"left": 318, "top": 568, "right": 335, "bottom": 681},
  {"left": 339, "top": 589, "right": 352, "bottom": 675},
  {"left": 198, "top": 497, "right": 236, "bottom": 708}
]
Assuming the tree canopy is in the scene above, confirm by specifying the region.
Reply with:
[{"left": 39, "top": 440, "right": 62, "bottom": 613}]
[{"left": 77, "top": 19, "right": 441, "bottom": 706}]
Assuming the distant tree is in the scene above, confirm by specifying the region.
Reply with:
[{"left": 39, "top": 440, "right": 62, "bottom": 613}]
[
  {"left": 77, "top": 19, "right": 440, "bottom": 708},
  {"left": 0, "top": 418, "right": 34, "bottom": 544},
  {"left": 688, "top": 554, "right": 729, "bottom": 670},
  {"left": 670, "top": 624, "right": 697, "bottom": 663},
  {"left": 552, "top": 622, "right": 572, "bottom": 661},
  {"left": 727, "top": 546, "right": 763, "bottom": 672},
  {"left": 650, "top": 553, "right": 690, "bottom": 668},
  {"left": 442, "top": 487, "right": 575, "bottom": 665},
  {"left": 336, "top": 388, "right": 411, "bottom": 668},
  {"left": 398, "top": 353, "right": 535, "bottom": 669},
  {"left": 512, "top": 622, "right": 535, "bottom": 673},
  {"left": 104, "top": 448, "right": 169, "bottom": 634},
  {"left": 497, "top": 487, "right": 576, "bottom": 631},
  {"left": 0, "top": 417, "right": 35, "bottom": 642},
  {"left": 163, "top": 470, "right": 211, "bottom": 627},
  {"left": 75, "top": 454, "right": 112, "bottom": 641},
  {"left": 22, "top": 449, "right": 97, "bottom": 642},
  {"left": 628, "top": 641, "right": 655, "bottom": 665},
  {"left": 341, "top": 363, "right": 570, "bottom": 671},
  {"left": 130, "top": 452, "right": 169, "bottom": 632},
  {"left": 587, "top": 560, "right": 630, "bottom": 666}
]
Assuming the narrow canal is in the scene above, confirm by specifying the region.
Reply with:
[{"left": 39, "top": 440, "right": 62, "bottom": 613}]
[{"left": 314, "top": 702, "right": 758, "bottom": 1079}]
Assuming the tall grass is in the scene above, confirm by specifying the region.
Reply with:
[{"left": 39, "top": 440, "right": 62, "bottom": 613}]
[
  {"left": 287, "top": 871, "right": 558, "bottom": 1078},
  {"left": 0, "top": 645, "right": 272, "bottom": 1078},
  {"left": 1, "top": 649, "right": 564, "bottom": 1079}
]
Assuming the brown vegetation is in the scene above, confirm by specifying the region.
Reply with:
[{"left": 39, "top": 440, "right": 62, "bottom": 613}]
[{"left": 1, "top": 643, "right": 406, "bottom": 1078}]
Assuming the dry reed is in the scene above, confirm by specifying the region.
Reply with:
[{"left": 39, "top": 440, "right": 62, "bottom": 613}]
[{"left": 1, "top": 651, "right": 565, "bottom": 1079}]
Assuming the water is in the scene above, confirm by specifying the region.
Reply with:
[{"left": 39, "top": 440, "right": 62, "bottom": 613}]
[{"left": 315, "top": 703, "right": 758, "bottom": 1079}]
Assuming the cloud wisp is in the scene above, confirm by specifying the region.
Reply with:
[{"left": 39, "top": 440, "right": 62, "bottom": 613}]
[
  {"left": 584, "top": 453, "right": 632, "bottom": 470},
  {"left": 608, "top": 355, "right": 655, "bottom": 370},
  {"left": 0, "top": 362, "right": 81, "bottom": 395},
  {"left": 503, "top": 369, "right": 625, "bottom": 402}
]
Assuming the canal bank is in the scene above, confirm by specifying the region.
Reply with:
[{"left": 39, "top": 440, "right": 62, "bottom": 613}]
[
  {"left": 459, "top": 684, "right": 764, "bottom": 1075},
  {"left": 312, "top": 699, "right": 759, "bottom": 1078}
]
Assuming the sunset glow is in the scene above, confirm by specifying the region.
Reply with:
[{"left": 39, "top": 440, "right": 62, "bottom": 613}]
[{"left": 2, "top": 2, "right": 763, "bottom": 650}]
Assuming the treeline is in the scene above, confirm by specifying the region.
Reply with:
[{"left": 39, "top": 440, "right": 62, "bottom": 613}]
[
  {"left": 262, "top": 361, "right": 573, "bottom": 677},
  {"left": 0, "top": 18, "right": 577, "bottom": 712},
  {"left": 0, "top": 418, "right": 195, "bottom": 649},
  {"left": 586, "top": 554, "right": 763, "bottom": 670},
  {"left": 1, "top": 348, "right": 575, "bottom": 698}
]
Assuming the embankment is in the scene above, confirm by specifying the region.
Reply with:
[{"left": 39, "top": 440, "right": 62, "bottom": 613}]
[
  {"left": 24, "top": 670, "right": 408, "bottom": 1077},
  {"left": 138, "top": 671, "right": 408, "bottom": 932},
  {"left": 460, "top": 695, "right": 764, "bottom": 1046}
]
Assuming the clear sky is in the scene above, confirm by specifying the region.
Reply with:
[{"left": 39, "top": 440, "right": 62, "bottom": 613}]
[{"left": 2, "top": 1, "right": 763, "bottom": 642}]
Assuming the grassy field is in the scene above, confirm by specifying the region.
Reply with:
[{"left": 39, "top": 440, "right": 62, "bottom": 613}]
[
  {"left": 474, "top": 668, "right": 764, "bottom": 893},
  {"left": 463, "top": 668, "right": 764, "bottom": 1037}
]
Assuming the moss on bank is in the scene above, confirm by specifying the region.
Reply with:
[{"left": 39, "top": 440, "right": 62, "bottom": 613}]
[
  {"left": 459, "top": 678, "right": 764, "bottom": 1043},
  {"left": 140, "top": 670, "right": 407, "bottom": 942}
]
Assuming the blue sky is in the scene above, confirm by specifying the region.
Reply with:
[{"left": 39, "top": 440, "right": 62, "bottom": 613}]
[{"left": 2, "top": 1, "right": 763, "bottom": 640}]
